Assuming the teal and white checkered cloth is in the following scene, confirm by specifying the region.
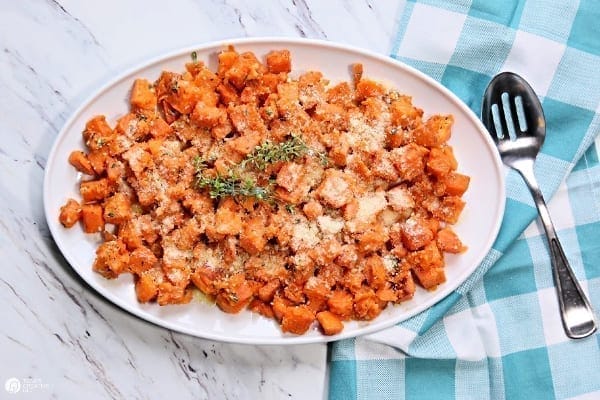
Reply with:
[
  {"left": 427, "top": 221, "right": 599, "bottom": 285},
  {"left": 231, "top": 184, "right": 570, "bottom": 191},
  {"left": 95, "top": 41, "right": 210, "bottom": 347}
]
[{"left": 329, "top": 1, "right": 600, "bottom": 399}]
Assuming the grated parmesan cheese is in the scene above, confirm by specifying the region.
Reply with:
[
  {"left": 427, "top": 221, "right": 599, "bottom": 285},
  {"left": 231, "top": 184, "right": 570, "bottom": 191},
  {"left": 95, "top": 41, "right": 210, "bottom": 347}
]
[
  {"left": 354, "top": 191, "right": 387, "bottom": 224},
  {"left": 346, "top": 110, "right": 390, "bottom": 153},
  {"left": 290, "top": 221, "right": 320, "bottom": 251},
  {"left": 317, "top": 215, "right": 344, "bottom": 236},
  {"left": 386, "top": 186, "right": 415, "bottom": 213},
  {"left": 382, "top": 254, "right": 399, "bottom": 272}
]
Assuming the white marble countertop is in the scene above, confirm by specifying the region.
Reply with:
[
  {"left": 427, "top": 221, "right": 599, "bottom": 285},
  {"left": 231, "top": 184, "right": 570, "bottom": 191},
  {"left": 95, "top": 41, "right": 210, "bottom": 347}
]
[{"left": 0, "top": 1, "right": 402, "bottom": 399}]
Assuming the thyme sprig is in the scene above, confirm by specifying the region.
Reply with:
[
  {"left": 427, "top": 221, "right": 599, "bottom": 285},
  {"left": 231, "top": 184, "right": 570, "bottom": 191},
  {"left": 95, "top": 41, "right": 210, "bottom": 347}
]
[
  {"left": 241, "top": 134, "right": 309, "bottom": 171},
  {"left": 193, "top": 134, "right": 328, "bottom": 201},
  {"left": 196, "top": 173, "right": 271, "bottom": 201}
]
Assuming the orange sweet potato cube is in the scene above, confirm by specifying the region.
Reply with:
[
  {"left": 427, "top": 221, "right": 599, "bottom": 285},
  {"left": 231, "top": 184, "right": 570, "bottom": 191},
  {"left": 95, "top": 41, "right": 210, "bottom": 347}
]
[
  {"left": 103, "top": 192, "right": 132, "bottom": 224},
  {"left": 437, "top": 227, "right": 467, "bottom": 254},
  {"left": 157, "top": 282, "right": 193, "bottom": 305},
  {"left": 390, "top": 143, "right": 429, "bottom": 182},
  {"left": 129, "top": 246, "right": 158, "bottom": 275},
  {"left": 327, "top": 290, "right": 353, "bottom": 319},
  {"left": 214, "top": 199, "right": 243, "bottom": 235},
  {"left": 316, "top": 311, "right": 344, "bottom": 335},
  {"left": 416, "top": 114, "right": 454, "bottom": 147},
  {"left": 409, "top": 242, "right": 446, "bottom": 289},
  {"left": 364, "top": 255, "right": 387, "bottom": 290},
  {"left": 427, "top": 147, "right": 456, "bottom": 178},
  {"left": 240, "top": 217, "right": 267, "bottom": 255},
  {"left": 217, "top": 49, "right": 239, "bottom": 76},
  {"left": 302, "top": 200, "right": 323, "bottom": 220},
  {"left": 130, "top": 78, "right": 157, "bottom": 110},
  {"left": 81, "top": 204, "right": 104, "bottom": 233},
  {"left": 68, "top": 150, "right": 95, "bottom": 175},
  {"left": 355, "top": 79, "right": 385, "bottom": 101},
  {"left": 248, "top": 299, "right": 275, "bottom": 318},
  {"left": 400, "top": 217, "right": 434, "bottom": 251},
  {"left": 149, "top": 118, "right": 172, "bottom": 138},
  {"left": 87, "top": 150, "right": 108, "bottom": 175},
  {"left": 190, "top": 266, "right": 219, "bottom": 296},
  {"left": 266, "top": 50, "right": 291, "bottom": 73},
  {"left": 83, "top": 115, "right": 113, "bottom": 145},
  {"left": 92, "top": 240, "right": 128, "bottom": 278},
  {"left": 215, "top": 279, "right": 254, "bottom": 313},
  {"left": 135, "top": 272, "right": 159, "bottom": 302},
  {"left": 442, "top": 172, "right": 470, "bottom": 196},
  {"left": 59, "top": 198, "right": 82, "bottom": 228},
  {"left": 272, "top": 294, "right": 292, "bottom": 321},
  {"left": 80, "top": 178, "right": 110, "bottom": 203},
  {"left": 191, "top": 102, "right": 227, "bottom": 128},
  {"left": 281, "top": 305, "right": 315, "bottom": 335},
  {"left": 258, "top": 279, "right": 280, "bottom": 302},
  {"left": 353, "top": 288, "right": 382, "bottom": 320}
]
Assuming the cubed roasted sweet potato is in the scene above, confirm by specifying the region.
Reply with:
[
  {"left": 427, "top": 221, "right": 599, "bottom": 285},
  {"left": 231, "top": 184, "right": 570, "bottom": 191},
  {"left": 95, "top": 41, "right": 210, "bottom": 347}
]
[
  {"left": 437, "top": 227, "right": 467, "bottom": 254},
  {"left": 59, "top": 198, "right": 81, "bottom": 228},
  {"left": 353, "top": 287, "right": 382, "bottom": 320},
  {"left": 240, "top": 216, "right": 267, "bottom": 255},
  {"left": 266, "top": 50, "right": 291, "bottom": 73},
  {"left": 364, "top": 255, "right": 387, "bottom": 290},
  {"left": 81, "top": 204, "right": 104, "bottom": 233},
  {"left": 409, "top": 242, "right": 446, "bottom": 289},
  {"left": 80, "top": 178, "right": 110, "bottom": 203},
  {"left": 442, "top": 172, "right": 470, "bottom": 196},
  {"left": 191, "top": 102, "right": 227, "bottom": 129},
  {"left": 157, "top": 282, "right": 192, "bottom": 305},
  {"left": 135, "top": 271, "right": 159, "bottom": 302},
  {"left": 316, "top": 311, "right": 344, "bottom": 335},
  {"left": 215, "top": 279, "right": 254, "bottom": 313},
  {"left": 129, "top": 246, "right": 158, "bottom": 274},
  {"left": 92, "top": 239, "right": 128, "bottom": 278},
  {"left": 103, "top": 192, "right": 132, "bottom": 224},
  {"left": 302, "top": 200, "right": 323, "bottom": 220},
  {"left": 83, "top": 115, "right": 113, "bottom": 147},
  {"left": 130, "top": 78, "right": 157, "bottom": 110},
  {"left": 416, "top": 114, "right": 453, "bottom": 147},
  {"left": 355, "top": 79, "right": 385, "bottom": 101},
  {"left": 281, "top": 305, "right": 315, "bottom": 335},
  {"left": 327, "top": 290, "right": 354, "bottom": 319},
  {"left": 68, "top": 150, "right": 95, "bottom": 175},
  {"left": 214, "top": 199, "right": 243, "bottom": 235},
  {"left": 258, "top": 279, "right": 280, "bottom": 302},
  {"left": 399, "top": 217, "right": 434, "bottom": 251}
]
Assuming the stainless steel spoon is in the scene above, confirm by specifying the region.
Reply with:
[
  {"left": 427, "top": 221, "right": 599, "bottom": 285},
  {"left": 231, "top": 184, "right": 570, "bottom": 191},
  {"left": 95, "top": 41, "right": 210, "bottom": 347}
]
[{"left": 482, "top": 71, "right": 597, "bottom": 339}]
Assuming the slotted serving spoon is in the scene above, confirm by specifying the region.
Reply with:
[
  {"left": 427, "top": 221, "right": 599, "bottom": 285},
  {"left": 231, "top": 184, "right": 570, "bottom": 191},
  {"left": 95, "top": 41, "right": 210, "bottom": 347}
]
[{"left": 482, "top": 71, "right": 596, "bottom": 339}]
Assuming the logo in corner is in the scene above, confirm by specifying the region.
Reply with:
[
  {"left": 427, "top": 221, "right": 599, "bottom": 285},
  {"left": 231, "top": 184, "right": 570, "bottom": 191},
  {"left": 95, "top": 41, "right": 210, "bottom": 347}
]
[{"left": 5, "top": 377, "right": 21, "bottom": 394}]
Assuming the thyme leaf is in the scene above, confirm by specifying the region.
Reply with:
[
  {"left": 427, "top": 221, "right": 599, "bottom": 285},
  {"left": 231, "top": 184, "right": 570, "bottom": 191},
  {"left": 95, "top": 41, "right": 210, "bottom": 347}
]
[
  {"left": 195, "top": 173, "right": 271, "bottom": 201},
  {"left": 241, "top": 134, "right": 309, "bottom": 171}
]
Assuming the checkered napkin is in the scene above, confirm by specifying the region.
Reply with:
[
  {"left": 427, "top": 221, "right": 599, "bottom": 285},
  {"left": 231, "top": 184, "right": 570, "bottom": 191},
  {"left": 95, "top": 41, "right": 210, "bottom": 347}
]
[{"left": 329, "top": 1, "right": 600, "bottom": 399}]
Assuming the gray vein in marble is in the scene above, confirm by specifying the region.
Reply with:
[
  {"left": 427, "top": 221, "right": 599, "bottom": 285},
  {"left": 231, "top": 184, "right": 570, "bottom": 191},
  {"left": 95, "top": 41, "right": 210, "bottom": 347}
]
[
  {"left": 69, "top": 325, "right": 125, "bottom": 399},
  {"left": 48, "top": 0, "right": 102, "bottom": 48},
  {"left": 3, "top": 48, "right": 68, "bottom": 135},
  {"left": 5, "top": 334, "right": 34, "bottom": 353},
  {"left": 292, "top": 0, "right": 328, "bottom": 38},
  {"left": 27, "top": 250, "right": 89, "bottom": 318},
  {"left": 82, "top": 297, "right": 141, "bottom": 371}
]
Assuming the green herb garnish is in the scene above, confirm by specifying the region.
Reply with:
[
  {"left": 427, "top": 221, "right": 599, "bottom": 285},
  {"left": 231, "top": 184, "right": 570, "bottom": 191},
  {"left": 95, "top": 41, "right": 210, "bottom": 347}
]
[
  {"left": 241, "top": 134, "right": 309, "bottom": 171},
  {"left": 193, "top": 135, "right": 327, "bottom": 202},
  {"left": 191, "top": 51, "right": 198, "bottom": 63},
  {"left": 196, "top": 173, "right": 271, "bottom": 201}
]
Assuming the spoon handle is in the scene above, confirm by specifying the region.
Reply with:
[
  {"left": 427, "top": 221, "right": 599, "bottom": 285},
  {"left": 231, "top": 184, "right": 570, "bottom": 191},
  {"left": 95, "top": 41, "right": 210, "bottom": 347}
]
[{"left": 515, "top": 160, "right": 597, "bottom": 339}]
